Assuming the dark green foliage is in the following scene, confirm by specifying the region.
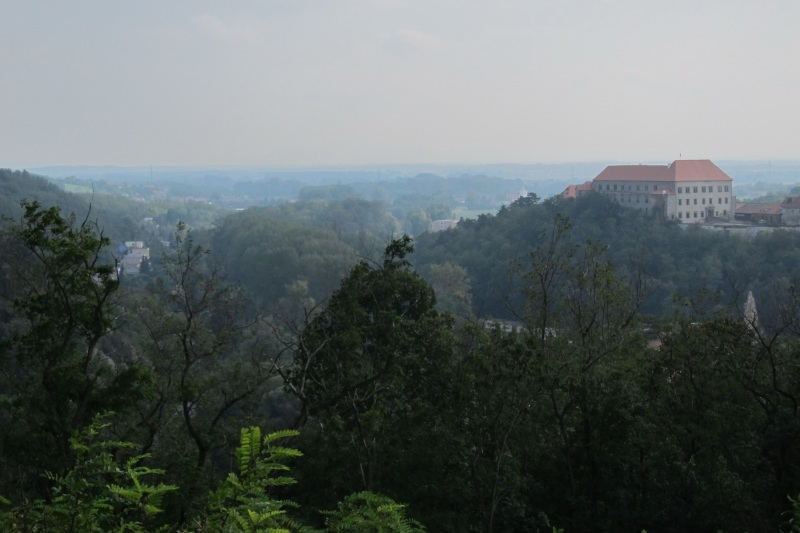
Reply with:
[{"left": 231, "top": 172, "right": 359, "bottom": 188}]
[
  {"left": 9, "top": 188, "right": 800, "bottom": 531},
  {"left": 0, "top": 201, "right": 151, "bottom": 497},
  {"left": 0, "top": 420, "right": 424, "bottom": 533},
  {"left": 132, "top": 223, "right": 280, "bottom": 520},
  {"left": 200, "top": 427, "right": 305, "bottom": 532},
  {"left": 209, "top": 211, "right": 357, "bottom": 314},
  {"left": 413, "top": 192, "right": 800, "bottom": 320},
  {"left": 0, "top": 415, "right": 176, "bottom": 533},
  {"left": 322, "top": 492, "right": 425, "bottom": 533},
  {"left": 284, "top": 236, "right": 455, "bottom": 517}
]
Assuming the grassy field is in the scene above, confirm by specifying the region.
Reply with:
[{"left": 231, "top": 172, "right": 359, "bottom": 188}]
[
  {"left": 452, "top": 206, "right": 500, "bottom": 220},
  {"left": 63, "top": 183, "right": 94, "bottom": 194}
]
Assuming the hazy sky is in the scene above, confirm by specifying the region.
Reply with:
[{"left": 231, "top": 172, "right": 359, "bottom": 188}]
[{"left": 1, "top": 0, "right": 798, "bottom": 167}]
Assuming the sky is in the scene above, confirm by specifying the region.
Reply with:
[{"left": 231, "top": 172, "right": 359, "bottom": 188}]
[{"left": 1, "top": 0, "right": 798, "bottom": 168}]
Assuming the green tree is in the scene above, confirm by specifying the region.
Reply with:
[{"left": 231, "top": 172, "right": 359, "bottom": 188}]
[
  {"left": 282, "top": 236, "right": 455, "bottom": 516},
  {"left": 423, "top": 262, "right": 473, "bottom": 319},
  {"left": 134, "top": 224, "right": 280, "bottom": 519},
  {"left": 0, "top": 201, "right": 150, "bottom": 498},
  {"left": 640, "top": 313, "right": 767, "bottom": 532}
]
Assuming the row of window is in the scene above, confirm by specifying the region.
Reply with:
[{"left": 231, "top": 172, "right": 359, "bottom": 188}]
[
  {"left": 599, "top": 184, "right": 661, "bottom": 192},
  {"left": 677, "top": 185, "right": 730, "bottom": 193},
  {"left": 678, "top": 197, "right": 729, "bottom": 206},
  {"left": 678, "top": 210, "right": 728, "bottom": 219},
  {"left": 617, "top": 195, "right": 649, "bottom": 204},
  {"left": 598, "top": 183, "right": 731, "bottom": 193}
]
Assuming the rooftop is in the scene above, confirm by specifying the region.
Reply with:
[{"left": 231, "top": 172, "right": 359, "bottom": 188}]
[
  {"left": 735, "top": 203, "right": 783, "bottom": 215},
  {"left": 594, "top": 159, "right": 732, "bottom": 183}
]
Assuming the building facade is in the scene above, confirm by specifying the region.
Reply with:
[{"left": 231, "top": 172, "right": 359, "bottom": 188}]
[
  {"left": 591, "top": 160, "right": 734, "bottom": 223},
  {"left": 431, "top": 219, "right": 458, "bottom": 232},
  {"left": 782, "top": 197, "right": 800, "bottom": 226}
]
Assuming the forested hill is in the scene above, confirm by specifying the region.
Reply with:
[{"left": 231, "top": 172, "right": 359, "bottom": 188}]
[
  {"left": 0, "top": 168, "right": 227, "bottom": 242},
  {"left": 4, "top": 167, "right": 799, "bottom": 324},
  {"left": 0, "top": 169, "right": 83, "bottom": 218},
  {"left": 7, "top": 170, "right": 800, "bottom": 530},
  {"left": 413, "top": 192, "right": 800, "bottom": 319}
]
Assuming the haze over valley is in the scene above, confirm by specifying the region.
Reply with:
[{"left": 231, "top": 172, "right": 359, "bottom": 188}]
[{"left": 2, "top": 1, "right": 800, "bottom": 531}]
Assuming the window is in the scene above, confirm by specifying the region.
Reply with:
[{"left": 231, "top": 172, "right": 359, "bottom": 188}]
[
  {"left": 694, "top": 199, "right": 697, "bottom": 205},
  {"left": 724, "top": 185, "right": 729, "bottom": 192},
  {"left": 678, "top": 187, "right": 683, "bottom": 193},
  {"left": 725, "top": 198, "right": 728, "bottom": 204},
  {"left": 645, "top": 198, "right": 649, "bottom": 203},
  {"left": 678, "top": 199, "right": 682, "bottom": 205},
  {"left": 702, "top": 198, "right": 706, "bottom": 205},
  {"left": 686, "top": 212, "right": 690, "bottom": 218},
  {"left": 654, "top": 185, "right": 659, "bottom": 191},
  {"left": 694, "top": 212, "right": 698, "bottom": 218},
  {"left": 613, "top": 184, "right": 617, "bottom": 190},
  {"left": 718, "top": 198, "right": 722, "bottom": 204},
  {"left": 694, "top": 187, "right": 698, "bottom": 193},
  {"left": 724, "top": 210, "right": 727, "bottom": 215},
  {"left": 702, "top": 186, "right": 707, "bottom": 193},
  {"left": 644, "top": 185, "right": 649, "bottom": 191},
  {"left": 636, "top": 185, "right": 640, "bottom": 191},
  {"left": 700, "top": 211, "right": 704, "bottom": 218},
  {"left": 678, "top": 212, "right": 683, "bottom": 218},
  {"left": 718, "top": 186, "right": 722, "bottom": 192}
]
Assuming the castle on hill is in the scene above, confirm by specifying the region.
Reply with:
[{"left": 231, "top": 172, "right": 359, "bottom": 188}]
[{"left": 562, "top": 159, "right": 734, "bottom": 223}]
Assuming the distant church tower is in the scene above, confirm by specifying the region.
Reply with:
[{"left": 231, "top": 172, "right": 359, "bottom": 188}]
[{"left": 744, "top": 290, "right": 760, "bottom": 334}]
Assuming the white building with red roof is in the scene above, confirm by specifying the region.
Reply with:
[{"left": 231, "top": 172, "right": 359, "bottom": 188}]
[
  {"left": 591, "top": 160, "right": 734, "bottom": 223},
  {"left": 560, "top": 181, "right": 593, "bottom": 199}
]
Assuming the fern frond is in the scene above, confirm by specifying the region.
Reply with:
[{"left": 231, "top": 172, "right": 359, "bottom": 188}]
[
  {"left": 262, "top": 429, "right": 300, "bottom": 445},
  {"left": 237, "top": 426, "right": 262, "bottom": 477},
  {"left": 264, "top": 446, "right": 304, "bottom": 460},
  {"left": 230, "top": 509, "right": 252, "bottom": 532}
]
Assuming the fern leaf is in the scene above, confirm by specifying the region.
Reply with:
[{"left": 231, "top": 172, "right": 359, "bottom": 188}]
[{"left": 262, "top": 429, "right": 299, "bottom": 445}]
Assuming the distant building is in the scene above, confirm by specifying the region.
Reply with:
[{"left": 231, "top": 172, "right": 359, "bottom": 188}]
[
  {"left": 120, "top": 255, "right": 144, "bottom": 276},
  {"left": 127, "top": 247, "right": 150, "bottom": 259},
  {"left": 744, "top": 290, "right": 760, "bottom": 334},
  {"left": 587, "top": 159, "right": 734, "bottom": 223},
  {"left": 116, "top": 240, "right": 150, "bottom": 276},
  {"left": 735, "top": 203, "right": 783, "bottom": 225},
  {"left": 431, "top": 219, "right": 459, "bottom": 232},
  {"left": 560, "top": 181, "right": 593, "bottom": 199},
  {"left": 782, "top": 197, "right": 800, "bottom": 226}
]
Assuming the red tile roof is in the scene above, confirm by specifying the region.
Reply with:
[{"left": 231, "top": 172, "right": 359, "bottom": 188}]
[
  {"left": 735, "top": 204, "right": 783, "bottom": 215},
  {"left": 594, "top": 165, "right": 668, "bottom": 182},
  {"left": 561, "top": 185, "right": 578, "bottom": 199},
  {"left": 782, "top": 197, "right": 800, "bottom": 209},
  {"left": 593, "top": 160, "right": 732, "bottom": 183},
  {"left": 560, "top": 181, "right": 592, "bottom": 199},
  {"left": 670, "top": 160, "right": 732, "bottom": 182}
]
